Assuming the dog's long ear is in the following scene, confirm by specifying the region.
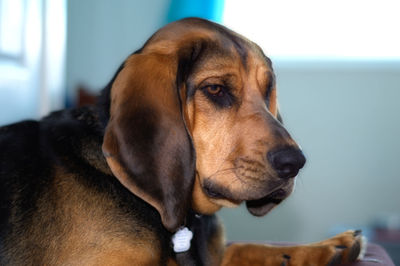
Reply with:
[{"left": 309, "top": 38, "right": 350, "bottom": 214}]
[{"left": 102, "top": 51, "right": 195, "bottom": 232}]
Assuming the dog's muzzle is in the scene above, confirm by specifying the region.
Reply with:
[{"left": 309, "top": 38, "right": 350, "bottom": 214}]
[{"left": 245, "top": 147, "right": 306, "bottom": 216}]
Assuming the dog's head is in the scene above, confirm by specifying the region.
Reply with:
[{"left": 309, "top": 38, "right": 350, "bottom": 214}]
[{"left": 102, "top": 18, "right": 305, "bottom": 232}]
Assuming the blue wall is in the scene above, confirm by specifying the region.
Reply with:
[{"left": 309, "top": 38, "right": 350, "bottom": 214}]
[
  {"left": 66, "top": 0, "right": 170, "bottom": 102},
  {"left": 167, "top": 0, "right": 224, "bottom": 22}
]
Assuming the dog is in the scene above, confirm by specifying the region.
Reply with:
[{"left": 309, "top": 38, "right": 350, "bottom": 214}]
[{"left": 0, "top": 17, "right": 365, "bottom": 265}]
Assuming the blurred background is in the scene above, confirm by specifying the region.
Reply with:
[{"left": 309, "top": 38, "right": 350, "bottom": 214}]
[{"left": 1, "top": 0, "right": 399, "bottom": 261}]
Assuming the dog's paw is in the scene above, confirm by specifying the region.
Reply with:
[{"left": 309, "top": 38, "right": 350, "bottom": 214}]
[
  {"left": 276, "top": 230, "right": 367, "bottom": 266},
  {"left": 299, "top": 230, "right": 366, "bottom": 266},
  {"left": 325, "top": 230, "right": 367, "bottom": 264},
  {"left": 322, "top": 230, "right": 367, "bottom": 263},
  {"left": 222, "top": 230, "right": 367, "bottom": 266}
]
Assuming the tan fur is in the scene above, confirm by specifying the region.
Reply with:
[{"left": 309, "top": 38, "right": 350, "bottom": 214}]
[
  {"left": 184, "top": 48, "right": 298, "bottom": 213},
  {"left": 22, "top": 167, "right": 160, "bottom": 265},
  {"left": 192, "top": 174, "right": 222, "bottom": 214},
  {"left": 54, "top": 167, "right": 161, "bottom": 265}
]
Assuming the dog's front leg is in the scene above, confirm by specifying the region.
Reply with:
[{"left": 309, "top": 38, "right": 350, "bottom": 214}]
[{"left": 221, "top": 230, "right": 366, "bottom": 266}]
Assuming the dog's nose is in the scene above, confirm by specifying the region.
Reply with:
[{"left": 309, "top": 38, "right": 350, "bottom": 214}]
[{"left": 267, "top": 148, "right": 306, "bottom": 179}]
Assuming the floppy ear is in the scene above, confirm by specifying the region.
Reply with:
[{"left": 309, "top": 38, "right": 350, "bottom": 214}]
[{"left": 102, "top": 52, "right": 195, "bottom": 232}]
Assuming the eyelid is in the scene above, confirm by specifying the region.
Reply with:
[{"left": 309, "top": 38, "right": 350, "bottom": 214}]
[
  {"left": 201, "top": 83, "right": 225, "bottom": 89},
  {"left": 197, "top": 73, "right": 236, "bottom": 89},
  {"left": 205, "top": 84, "right": 223, "bottom": 90},
  {"left": 198, "top": 78, "right": 224, "bottom": 89}
]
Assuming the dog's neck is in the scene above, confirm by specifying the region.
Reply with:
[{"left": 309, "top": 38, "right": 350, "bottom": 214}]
[
  {"left": 67, "top": 106, "right": 113, "bottom": 176},
  {"left": 96, "top": 87, "right": 111, "bottom": 131},
  {"left": 174, "top": 210, "right": 208, "bottom": 265}
]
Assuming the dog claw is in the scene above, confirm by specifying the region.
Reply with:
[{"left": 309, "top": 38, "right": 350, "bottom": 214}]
[
  {"left": 353, "top": 230, "right": 362, "bottom": 236},
  {"left": 327, "top": 251, "right": 343, "bottom": 266},
  {"left": 281, "top": 254, "right": 291, "bottom": 266},
  {"left": 348, "top": 238, "right": 361, "bottom": 261},
  {"left": 283, "top": 254, "right": 291, "bottom": 260}
]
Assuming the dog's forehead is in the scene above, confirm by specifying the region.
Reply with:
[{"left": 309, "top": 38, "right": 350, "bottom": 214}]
[
  {"left": 148, "top": 18, "right": 235, "bottom": 45},
  {"left": 143, "top": 18, "right": 271, "bottom": 68}
]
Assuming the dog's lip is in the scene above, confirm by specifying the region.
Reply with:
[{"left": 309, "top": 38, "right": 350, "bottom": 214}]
[
  {"left": 203, "top": 185, "right": 242, "bottom": 205},
  {"left": 245, "top": 188, "right": 288, "bottom": 216},
  {"left": 203, "top": 180, "right": 290, "bottom": 212}
]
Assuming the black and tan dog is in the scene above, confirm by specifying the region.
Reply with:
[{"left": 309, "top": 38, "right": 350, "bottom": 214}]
[{"left": 0, "top": 18, "right": 365, "bottom": 265}]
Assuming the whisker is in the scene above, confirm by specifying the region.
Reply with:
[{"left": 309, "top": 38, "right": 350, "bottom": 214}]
[
  {"left": 208, "top": 142, "right": 241, "bottom": 177},
  {"left": 208, "top": 167, "right": 239, "bottom": 178}
]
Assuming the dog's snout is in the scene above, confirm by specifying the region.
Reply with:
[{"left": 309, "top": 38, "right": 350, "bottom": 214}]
[{"left": 267, "top": 148, "right": 306, "bottom": 179}]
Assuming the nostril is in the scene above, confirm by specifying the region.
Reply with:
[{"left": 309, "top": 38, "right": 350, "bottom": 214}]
[
  {"left": 280, "top": 164, "right": 296, "bottom": 177},
  {"left": 267, "top": 148, "right": 306, "bottom": 179}
]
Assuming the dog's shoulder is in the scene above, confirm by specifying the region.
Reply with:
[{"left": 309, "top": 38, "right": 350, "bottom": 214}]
[
  {"left": 0, "top": 117, "right": 58, "bottom": 263},
  {"left": 0, "top": 119, "right": 42, "bottom": 165},
  {"left": 0, "top": 108, "right": 96, "bottom": 225},
  {"left": 0, "top": 106, "right": 121, "bottom": 222},
  {"left": 0, "top": 107, "right": 101, "bottom": 185},
  {"left": 0, "top": 119, "right": 50, "bottom": 219}
]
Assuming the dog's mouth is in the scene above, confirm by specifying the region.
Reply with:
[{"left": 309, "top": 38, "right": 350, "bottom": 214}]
[
  {"left": 203, "top": 179, "right": 291, "bottom": 216},
  {"left": 245, "top": 188, "right": 288, "bottom": 216}
]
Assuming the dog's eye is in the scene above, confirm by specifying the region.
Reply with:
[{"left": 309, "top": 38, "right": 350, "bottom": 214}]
[
  {"left": 201, "top": 84, "right": 236, "bottom": 108},
  {"left": 204, "top": 85, "right": 225, "bottom": 97}
]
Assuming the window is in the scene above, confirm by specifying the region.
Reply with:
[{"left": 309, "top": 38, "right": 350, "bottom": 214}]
[
  {"left": 223, "top": 0, "right": 400, "bottom": 59},
  {"left": 0, "top": 0, "right": 25, "bottom": 60}
]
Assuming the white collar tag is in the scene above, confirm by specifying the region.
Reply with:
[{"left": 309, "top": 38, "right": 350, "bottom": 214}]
[{"left": 172, "top": 227, "right": 193, "bottom": 253}]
